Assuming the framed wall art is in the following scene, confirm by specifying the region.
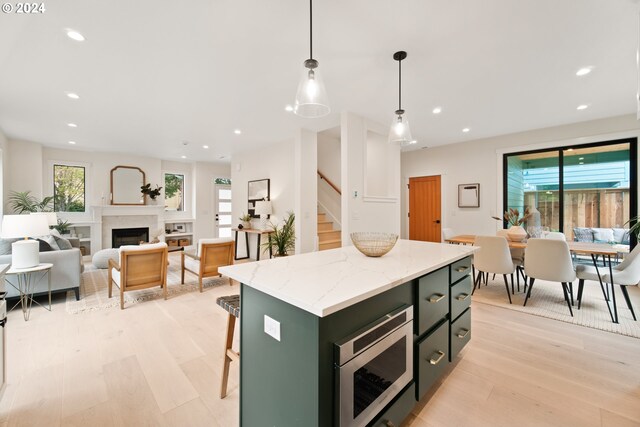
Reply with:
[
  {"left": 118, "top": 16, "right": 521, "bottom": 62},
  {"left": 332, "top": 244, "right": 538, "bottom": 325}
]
[
  {"left": 248, "top": 179, "right": 270, "bottom": 218},
  {"left": 458, "top": 183, "right": 480, "bottom": 208}
]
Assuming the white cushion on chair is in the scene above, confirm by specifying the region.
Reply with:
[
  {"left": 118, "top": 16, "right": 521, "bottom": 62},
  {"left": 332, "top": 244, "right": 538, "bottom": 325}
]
[
  {"left": 92, "top": 248, "right": 119, "bottom": 269},
  {"left": 119, "top": 242, "right": 168, "bottom": 254},
  {"left": 197, "top": 238, "right": 233, "bottom": 257},
  {"left": 111, "top": 269, "right": 121, "bottom": 288},
  {"left": 184, "top": 256, "right": 201, "bottom": 273},
  {"left": 575, "top": 264, "right": 601, "bottom": 282},
  {"left": 473, "top": 235, "right": 516, "bottom": 275}
]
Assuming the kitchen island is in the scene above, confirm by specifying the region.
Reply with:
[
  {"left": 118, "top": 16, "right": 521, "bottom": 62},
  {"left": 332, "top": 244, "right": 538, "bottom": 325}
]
[{"left": 219, "top": 239, "right": 477, "bottom": 427}]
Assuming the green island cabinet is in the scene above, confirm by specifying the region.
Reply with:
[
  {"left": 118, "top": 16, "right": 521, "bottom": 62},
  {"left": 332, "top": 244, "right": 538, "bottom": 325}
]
[{"left": 219, "top": 239, "right": 476, "bottom": 427}]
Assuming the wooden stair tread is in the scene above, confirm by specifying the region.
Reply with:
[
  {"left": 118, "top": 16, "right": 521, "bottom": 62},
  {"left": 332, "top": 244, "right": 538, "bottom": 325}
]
[
  {"left": 318, "top": 230, "right": 340, "bottom": 235},
  {"left": 319, "top": 238, "right": 341, "bottom": 244}
]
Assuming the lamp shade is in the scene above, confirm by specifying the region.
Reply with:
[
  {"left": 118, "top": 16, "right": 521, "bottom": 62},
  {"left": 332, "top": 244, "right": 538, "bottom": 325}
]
[
  {"left": 1, "top": 214, "right": 50, "bottom": 239},
  {"left": 389, "top": 113, "right": 416, "bottom": 147},
  {"left": 294, "top": 65, "right": 330, "bottom": 118},
  {"left": 30, "top": 212, "right": 58, "bottom": 227},
  {"left": 254, "top": 201, "right": 272, "bottom": 216}
]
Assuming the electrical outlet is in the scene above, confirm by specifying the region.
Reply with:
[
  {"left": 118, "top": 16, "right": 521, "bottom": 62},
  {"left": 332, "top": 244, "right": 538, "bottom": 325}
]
[{"left": 264, "top": 315, "right": 281, "bottom": 341}]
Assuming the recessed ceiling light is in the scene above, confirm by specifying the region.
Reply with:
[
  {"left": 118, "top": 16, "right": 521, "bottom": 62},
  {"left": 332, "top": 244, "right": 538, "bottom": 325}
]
[
  {"left": 66, "top": 29, "right": 85, "bottom": 42},
  {"left": 181, "top": 155, "right": 187, "bottom": 159},
  {"left": 579, "top": 161, "right": 584, "bottom": 165},
  {"left": 67, "top": 123, "right": 77, "bottom": 128},
  {"left": 66, "top": 92, "right": 79, "bottom": 100},
  {"left": 432, "top": 107, "right": 442, "bottom": 114},
  {"left": 577, "top": 104, "right": 589, "bottom": 110},
  {"left": 285, "top": 105, "right": 294, "bottom": 112},
  {"left": 462, "top": 128, "right": 470, "bottom": 133},
  {"left": 68, "top": 141, "right": 76, "bottom": 145},
  {"left": 234, "top": 129, "right": 242, "bottom": 135},
  {"left": 202, "top": 145, "right": 209, "bottom": 149},
  {"left": 579, "top": 157, "right": 584, "bottom": 160},
  {"left": 576, "top": 67, "right": 592, "bottom": 77}
]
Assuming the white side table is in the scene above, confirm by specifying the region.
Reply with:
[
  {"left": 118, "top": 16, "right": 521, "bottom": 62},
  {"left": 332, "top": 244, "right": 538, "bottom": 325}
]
[{"left": 5, "top": 263, "right": 53, "bottom": 321}]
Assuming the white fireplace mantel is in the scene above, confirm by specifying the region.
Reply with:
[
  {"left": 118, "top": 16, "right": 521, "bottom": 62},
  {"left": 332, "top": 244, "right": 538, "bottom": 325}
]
[{"left": 91, "top": 205, "right": 165, "bottom": 218}]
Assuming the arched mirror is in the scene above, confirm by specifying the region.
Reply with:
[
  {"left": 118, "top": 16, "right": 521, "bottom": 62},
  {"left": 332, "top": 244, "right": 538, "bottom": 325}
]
[{"left": 110, "top": 166, "right": 146, "bottom": 205}]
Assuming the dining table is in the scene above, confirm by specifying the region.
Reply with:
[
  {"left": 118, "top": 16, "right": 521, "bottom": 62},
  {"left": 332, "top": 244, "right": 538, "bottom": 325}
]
[{"left": 445, "top": 234, "right": 623, "bottom": 323}]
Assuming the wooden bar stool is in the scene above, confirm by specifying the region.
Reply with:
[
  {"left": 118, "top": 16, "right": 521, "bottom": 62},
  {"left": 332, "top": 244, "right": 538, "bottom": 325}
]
[{"left": 216, "top": 294, "right": 240, "bottom": 398}]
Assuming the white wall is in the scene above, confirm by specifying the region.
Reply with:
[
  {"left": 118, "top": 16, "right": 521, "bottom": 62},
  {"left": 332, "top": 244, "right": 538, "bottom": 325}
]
[
  {"left": 0, "top": 128, "right": 9, "bottom": 215},
  {"left": 8, "top": 140, "right": 43, "bottom": 201},
  {"left": 341, "top": 112, "right": 401, "bottom": 243},
  {"left": 401, "top": 114, "right": 640, "bottom": 239},
  {"left": 294, "top": 129, "right": 317, "bottom": 253},
  {"left": 231, "top": 139, "right": 295, "bottom": 259},
  {"left": 193, "top": 161, "right": 231, "bottom": 241},
  {"left": 317, "top": 131, "right": 341, "bottom": 226}
]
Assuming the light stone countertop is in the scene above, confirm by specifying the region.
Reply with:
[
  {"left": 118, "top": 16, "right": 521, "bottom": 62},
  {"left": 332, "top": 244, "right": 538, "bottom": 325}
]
[{"left": 219, "top": 239, "right": 477, "bottom": 317}]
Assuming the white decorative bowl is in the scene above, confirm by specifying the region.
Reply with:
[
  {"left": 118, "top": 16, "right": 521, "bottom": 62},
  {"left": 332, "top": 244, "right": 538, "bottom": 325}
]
[{"left": 350, "top": 232, "right": 399, "bottom": 257}]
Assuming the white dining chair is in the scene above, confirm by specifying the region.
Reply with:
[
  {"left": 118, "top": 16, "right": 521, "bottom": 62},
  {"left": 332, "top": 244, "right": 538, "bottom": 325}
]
[
  {"left": 442, "top": 228, "right": 455, "bottom": 242},
  {"left": 524, "top": 238, "right": 576, "bottom": 316},
  {"left": 544, "top": 231, "right": 566, "bottom": 241},
  {"left": 576, "top": 244, "right": 639, "bottom": 321},
  {"left": 472, "top": 235, "right": 515, "bottom": 303},
  {"left": 496, "top": 229, "right": 526, "bottom": 290}
]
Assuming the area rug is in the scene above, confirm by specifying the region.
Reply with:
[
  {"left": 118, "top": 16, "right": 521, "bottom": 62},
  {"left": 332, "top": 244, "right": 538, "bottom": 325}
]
[
  {"left": 66, "top": 253, "right": 231, "bottom": 314},
  {"left": 471, "top": 275, "right": 640, "bottom": 338}
]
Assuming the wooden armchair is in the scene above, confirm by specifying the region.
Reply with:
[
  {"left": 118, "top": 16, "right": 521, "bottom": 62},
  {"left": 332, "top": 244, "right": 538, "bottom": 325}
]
[
  {"left": 108, "top": 242, "right": 169, "bottom": 310},
  {"left": 181, "top": 238, "right": 235, "bottom": 292}
]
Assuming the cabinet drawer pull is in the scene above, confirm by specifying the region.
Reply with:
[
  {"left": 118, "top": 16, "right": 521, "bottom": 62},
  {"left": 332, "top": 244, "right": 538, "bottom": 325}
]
[
  {"left": 456, "top": 293, "right": 470, "bottom": 301},
  {"left": 456, "top": 328, "right": 470, "bottom": 339},
  {"left": 428, "top": 294, "right": 445, "bottom": 303},
  {"left": 383, "top": 421, "right": 396, "bottom": 427},
  {"left": 429, "top": 350, "right": 446, "bottom": 365},
  {"left": 455, "top": 266, "right": 469, "bottom": 273}
]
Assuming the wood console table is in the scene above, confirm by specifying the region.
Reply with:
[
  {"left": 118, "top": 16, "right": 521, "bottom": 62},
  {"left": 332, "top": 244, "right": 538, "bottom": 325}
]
[{"left": 232, "top": 228, "right": 274, "bottom": 261}]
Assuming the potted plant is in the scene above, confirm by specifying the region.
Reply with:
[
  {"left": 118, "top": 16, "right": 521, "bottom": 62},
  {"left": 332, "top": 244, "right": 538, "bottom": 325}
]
[
  {"left": 492, "top": 208, "right": 532, "bottom": 242},
  {"left": 239, "top": 213, "right": 252, "bottom": 229},
  {"left": 8, "top": 191, "right": 53, "bottom": 213},
  {"left": 53, "top": 219, "right": 71, "bottom": 235},
  {"left": 262, "top": 212, "right": 295, "bottom": 257},
  {"left": 140, "top": 184, "right": 162, "bottom": 201}
]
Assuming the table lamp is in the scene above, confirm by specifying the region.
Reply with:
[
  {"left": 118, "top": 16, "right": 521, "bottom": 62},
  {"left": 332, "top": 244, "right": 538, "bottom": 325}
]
[
  {"left": 30, "top": 212, "right": 58, "bottom": 228},
  {"left": 1, "top": 214, "right": 50, "bottom": 269},
  {"left": 254, "top": 200, "right": 272, "bottom": 230}
]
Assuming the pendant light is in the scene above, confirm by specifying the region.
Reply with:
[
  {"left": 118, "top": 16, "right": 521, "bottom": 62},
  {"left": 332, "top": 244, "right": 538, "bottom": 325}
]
[
  {"left": 294, "top": 0, "right": 330, "bottom": 118},
  {"left": 389, "top": 51, "right": 416, "bottom": 146}
]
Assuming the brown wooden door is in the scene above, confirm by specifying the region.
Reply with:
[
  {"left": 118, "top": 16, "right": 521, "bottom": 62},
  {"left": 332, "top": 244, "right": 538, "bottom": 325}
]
[{"left": 409, "top": 175, "right": 442, "bottom": 242}]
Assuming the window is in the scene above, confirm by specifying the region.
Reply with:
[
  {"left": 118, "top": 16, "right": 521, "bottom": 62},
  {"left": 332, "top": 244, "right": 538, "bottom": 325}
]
[
  {"left": 164, "top": 173, "right": 185, "bottom": 211},
  {"left": 53, "top": 164, "right": 86, "bottom": 212},
  {"left": 214, "top": 177, "right": 231, "bottom": 185},
  {"left": 503, "top": 139, "right": 637, "bottom": 243}
]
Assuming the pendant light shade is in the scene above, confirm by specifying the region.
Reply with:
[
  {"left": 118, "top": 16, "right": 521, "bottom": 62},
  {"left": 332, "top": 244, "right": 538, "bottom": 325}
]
[
  {"left": 294, "top": 0, "right": 330, "bottom": 118},
  {"left": 295, "top": 59, "right": 330, "bottom": 118},
  {"left": 389, "top": 51, "right": 416, "bottom": 146}
]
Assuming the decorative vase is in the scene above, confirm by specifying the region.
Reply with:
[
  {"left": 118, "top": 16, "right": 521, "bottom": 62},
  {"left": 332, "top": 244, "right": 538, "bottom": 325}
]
[
  {"left": 242, "top": 220, "right": 251, "bottom": 229},
  {"left": 507, "top": 225, "right": 527, "bottom": 242}
]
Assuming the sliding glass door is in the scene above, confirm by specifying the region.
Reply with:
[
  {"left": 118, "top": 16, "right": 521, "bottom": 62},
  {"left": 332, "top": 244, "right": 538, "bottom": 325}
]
[{"left": 503, "top": 138, "right": 637, "bottom": 244}]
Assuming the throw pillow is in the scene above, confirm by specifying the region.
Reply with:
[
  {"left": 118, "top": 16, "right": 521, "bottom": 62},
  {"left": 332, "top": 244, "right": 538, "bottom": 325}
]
[
  {"left": 52, "top": 235, "right": 73, "bottom": 250},
  {"left": 572, "top": 227, "right": 594, "bottom": 242},
  {"left": 0, "top": 238, "right": 19, "bottom": 255},
  {"left": 50, "top": 229, "right": 62, "bottom": 238},
  {"left": 612, "top": 228, "right": 630, "bottom": 245},
  {"left": 592, "top": 228, "right": 614, "bottom": 243},
  {"left": 34, "top": 238, "right": 53, "bottom": 252},
  {"left": 41, "top": 235, "right": 60, "bottom": 250}
]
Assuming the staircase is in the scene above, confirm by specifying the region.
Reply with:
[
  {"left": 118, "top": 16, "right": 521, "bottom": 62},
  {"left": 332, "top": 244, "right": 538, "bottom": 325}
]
[{"left": 317, "top": 212, "right": 341, "bottom": 251}]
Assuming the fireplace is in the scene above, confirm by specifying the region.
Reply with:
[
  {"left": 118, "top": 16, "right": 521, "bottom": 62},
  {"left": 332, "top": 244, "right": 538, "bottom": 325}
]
[{"left": 112, "top": 227, "right": 149, "bottom": 248}]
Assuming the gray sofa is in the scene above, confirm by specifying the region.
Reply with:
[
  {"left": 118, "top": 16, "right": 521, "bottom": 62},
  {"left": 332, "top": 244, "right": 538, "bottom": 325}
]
[{"left": 0, "top": 248, "right": 83, "bottom": 300}]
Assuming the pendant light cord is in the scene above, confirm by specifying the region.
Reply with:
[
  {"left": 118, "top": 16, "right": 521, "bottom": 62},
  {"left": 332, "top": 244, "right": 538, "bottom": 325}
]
[
  {"left": 398, "top": 58, "right": 402, "bottom": 111},
  {"left": 309, "top": 0, "right": 313, "bottom": 60}
]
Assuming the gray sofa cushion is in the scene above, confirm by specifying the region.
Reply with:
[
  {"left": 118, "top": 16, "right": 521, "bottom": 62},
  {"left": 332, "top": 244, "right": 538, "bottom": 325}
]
[
  {"left": 573, "top": 227, "right": 594, "bottom": 242},
  {"left": 52, "top": 235, "right": 72, "bottom": 250},
  {"left": 35, "top": 238, "right": 54, "bottom": 252},
  {"left": 592, "top": 228, "right": 614, "bottom": 243},
  {"left": 0, "top": 238, "right": 19, "bottom": 255}
]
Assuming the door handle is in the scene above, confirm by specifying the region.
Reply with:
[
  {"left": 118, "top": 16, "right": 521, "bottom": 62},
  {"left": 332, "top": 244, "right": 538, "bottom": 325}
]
[{"left": 434, "top": 220, "right": 441, "bottom": 224}]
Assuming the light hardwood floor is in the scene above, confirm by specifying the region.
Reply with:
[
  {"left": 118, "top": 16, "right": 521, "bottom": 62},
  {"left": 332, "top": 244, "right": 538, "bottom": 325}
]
[{"left": 1, "top": 278, "right": 638, "bottom": 426}]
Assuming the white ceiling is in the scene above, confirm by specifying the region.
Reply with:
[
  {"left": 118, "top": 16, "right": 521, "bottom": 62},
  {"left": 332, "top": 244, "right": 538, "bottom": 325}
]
[{"left": 0, "top": 0, "right": 638, "bottom": 162}]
